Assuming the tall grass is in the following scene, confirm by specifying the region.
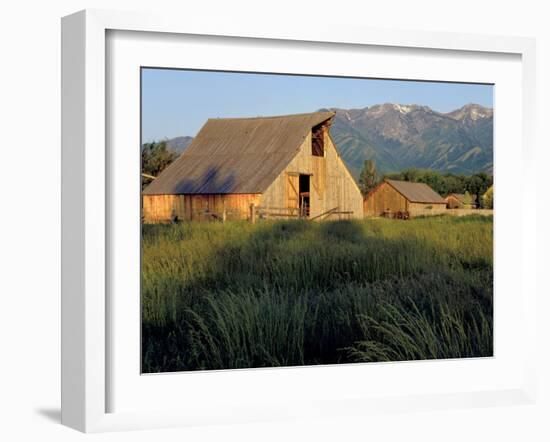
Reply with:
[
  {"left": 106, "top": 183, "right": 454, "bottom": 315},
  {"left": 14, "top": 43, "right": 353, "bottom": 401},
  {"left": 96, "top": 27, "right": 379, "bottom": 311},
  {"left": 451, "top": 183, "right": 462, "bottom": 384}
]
[{"left": 142, "top": 216, "right": 493, "bottom": 372}]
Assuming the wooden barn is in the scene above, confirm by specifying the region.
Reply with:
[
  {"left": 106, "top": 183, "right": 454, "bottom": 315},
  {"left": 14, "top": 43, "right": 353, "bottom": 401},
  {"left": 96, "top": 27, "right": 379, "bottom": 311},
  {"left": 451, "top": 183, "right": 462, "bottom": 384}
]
[
  {"left": 364, "top": 179, "right": 447, "bottom": 218},
  {"left": 142, "top": 112, "right": 364, "bottom": 222},
  {"left": 444, "top": 193, "right": 477, "bottom": 209}
]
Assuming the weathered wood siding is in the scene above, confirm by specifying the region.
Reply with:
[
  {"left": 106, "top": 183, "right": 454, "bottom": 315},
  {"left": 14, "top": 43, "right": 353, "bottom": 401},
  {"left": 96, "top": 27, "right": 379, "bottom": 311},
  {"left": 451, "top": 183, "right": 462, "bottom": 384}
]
[
  {"left": 407, "top": 202, "right": 447, "bottom": 217},
  {"left": 142, "top": 194, "right": 261, "bottom": 223},
  {"left": 445, "top": 195, "right": 462, "bottom": 209},
  {"left": 444, "top": 195, "right": 476, "bottom": 209},
  {"left": 285, "top": 174, "right": 299, "bottom": 210},
  {"left": 364, "top": 182, "right": 408, "bottom": 217},
  {"left": 260, "top": 131, "right": 363, "bottom": 219}
]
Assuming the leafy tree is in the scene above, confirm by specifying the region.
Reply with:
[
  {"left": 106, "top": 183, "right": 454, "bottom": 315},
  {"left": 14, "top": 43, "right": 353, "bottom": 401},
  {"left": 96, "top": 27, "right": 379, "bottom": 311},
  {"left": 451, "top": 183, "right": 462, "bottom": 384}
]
[
  {"left": 481, "top": 185, "right": 493, "bottom": 209},
  {"left": 141, "top": 141, "right": 178, "bottom": 189},
  {"left": 442, "top": 174, "right": 465, "bottom": 196},
  {"left": 358, "top": 159, "right": 379, "bottom": 196},
  {"left": 465, "top": 172, "right": 492, "bottom": 206},
  {"left": 462, "top": 191, "right": 473, "bottom": 207}
]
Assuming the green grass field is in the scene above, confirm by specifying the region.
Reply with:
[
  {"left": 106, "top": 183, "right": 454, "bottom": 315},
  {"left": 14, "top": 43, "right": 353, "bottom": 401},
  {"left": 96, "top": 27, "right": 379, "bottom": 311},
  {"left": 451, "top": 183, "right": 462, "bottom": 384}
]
[{"left": 141, "top": 215, "right": 493, "bottom": 372}]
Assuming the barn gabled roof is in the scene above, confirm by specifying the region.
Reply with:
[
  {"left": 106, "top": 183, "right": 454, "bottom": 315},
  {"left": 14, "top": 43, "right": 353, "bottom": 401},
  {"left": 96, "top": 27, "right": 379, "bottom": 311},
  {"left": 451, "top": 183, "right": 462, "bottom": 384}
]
[
  {"left": 385, "top": 179, "right": 446, "bottom": 204},
  {"left": 143, "top": 112, "right": 335, "bottom": 195}
]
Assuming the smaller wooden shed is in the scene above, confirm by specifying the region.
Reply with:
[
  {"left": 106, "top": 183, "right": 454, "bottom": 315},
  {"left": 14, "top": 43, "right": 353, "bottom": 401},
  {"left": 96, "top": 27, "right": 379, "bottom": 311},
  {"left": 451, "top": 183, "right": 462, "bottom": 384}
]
[
  {"left": 364, "top": 179, "right": 447, "bottom": 218},
  {"left": 444, "top": 193, "right": 477, "bottom": 209}
]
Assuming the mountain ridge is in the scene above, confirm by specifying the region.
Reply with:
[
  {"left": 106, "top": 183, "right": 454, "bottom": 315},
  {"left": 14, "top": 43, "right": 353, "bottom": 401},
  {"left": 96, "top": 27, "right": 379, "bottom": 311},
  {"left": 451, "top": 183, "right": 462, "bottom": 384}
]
[
  {"left": 151, "top": 103, "right": 493, "bottom": 177},
  {"left": 323, "top": 103, "right": 493, "bottom": 176}
]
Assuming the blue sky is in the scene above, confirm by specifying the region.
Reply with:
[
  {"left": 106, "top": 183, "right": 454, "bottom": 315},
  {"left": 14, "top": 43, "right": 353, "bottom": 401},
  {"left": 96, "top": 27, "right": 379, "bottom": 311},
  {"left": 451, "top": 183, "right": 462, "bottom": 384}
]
[{"left": 141, "top": 68, "right": 493, "bottom": 142}]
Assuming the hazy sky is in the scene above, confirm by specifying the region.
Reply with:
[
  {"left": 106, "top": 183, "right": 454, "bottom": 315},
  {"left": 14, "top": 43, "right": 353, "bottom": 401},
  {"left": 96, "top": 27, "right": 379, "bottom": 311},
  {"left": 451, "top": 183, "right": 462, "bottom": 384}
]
[{"left": 141, "top": 68, "right": 494, "bottom": 142}]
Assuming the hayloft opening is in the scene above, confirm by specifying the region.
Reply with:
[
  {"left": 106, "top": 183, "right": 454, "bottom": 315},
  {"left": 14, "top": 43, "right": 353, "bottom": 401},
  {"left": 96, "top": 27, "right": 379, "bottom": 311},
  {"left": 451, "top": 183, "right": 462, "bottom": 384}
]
[
  {"left": 299, "top": 174, "right": 311, "bottom": 218},
  {"left": 311, "top": 123, "right": 325, "bottom": 157}
]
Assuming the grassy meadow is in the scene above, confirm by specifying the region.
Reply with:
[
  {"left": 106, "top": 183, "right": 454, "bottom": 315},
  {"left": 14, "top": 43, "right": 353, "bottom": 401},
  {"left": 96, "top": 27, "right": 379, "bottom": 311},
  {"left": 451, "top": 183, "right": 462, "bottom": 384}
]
[{"left": 141, "top": 215, "right": 493, "bottom": 373}]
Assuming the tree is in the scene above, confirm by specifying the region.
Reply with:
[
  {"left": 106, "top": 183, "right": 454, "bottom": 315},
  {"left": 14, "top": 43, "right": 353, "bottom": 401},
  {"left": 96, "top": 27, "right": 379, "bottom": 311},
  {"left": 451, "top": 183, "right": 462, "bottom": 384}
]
[
  {"left": 358, "top": 159, "right": 379, "bottom": 196},
  {"left": 465, "top": 172, "right": 492, "bottom": 207},
  {"left": 481, "top": 185, "right": 493, "bottom": 209},
  {"left": 442, "top": 174, "right": 464, "bottom": 195},
  {"left": 141, "top": 141, "right": 178, "bottom": 189},
  {"left": 401, "top": 168, "right": 421, "bottom": 183},
  {"left": 462, "top": 191, "right": 473, "bottom": 207}
]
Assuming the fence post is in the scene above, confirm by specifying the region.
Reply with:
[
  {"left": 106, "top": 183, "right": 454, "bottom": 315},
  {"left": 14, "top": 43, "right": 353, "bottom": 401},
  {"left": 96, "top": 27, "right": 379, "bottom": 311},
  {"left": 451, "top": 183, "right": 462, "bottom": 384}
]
[
  {"left": 222, "top": 200, "right": 227, "bottom": 223},
  {"left": 249, "top": 203, "right": 256, "bottom": 224}
]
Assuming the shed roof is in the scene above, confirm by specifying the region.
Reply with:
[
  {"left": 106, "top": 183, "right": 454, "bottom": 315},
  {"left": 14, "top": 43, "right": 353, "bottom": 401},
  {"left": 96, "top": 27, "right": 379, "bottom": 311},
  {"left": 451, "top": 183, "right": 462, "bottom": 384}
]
[
  {"left": 385, "top": 179, "right": 446, "bottom": 204},
  {"left": 143, "top": 112, "right": 335, "bottom": 195},
  {"left": 446, "top": 193, "right": 477, "bottom": 203}
]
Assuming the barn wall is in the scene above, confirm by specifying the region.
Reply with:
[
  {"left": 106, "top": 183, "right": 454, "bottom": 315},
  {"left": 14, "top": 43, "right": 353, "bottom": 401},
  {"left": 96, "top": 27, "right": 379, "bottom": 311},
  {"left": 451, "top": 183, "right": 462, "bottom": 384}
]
[
  {"left": 260, "top": 131, "right": 363, "bottom": 219},
  {"left": 408, "top": 202, "right": 448, "bottom": 217},
  {"left": 142, "top": 195, "right": 182, "bottom": 223},
  {"left": 445, "top": 195, "right": 477, "bottom": 209},
  {"left": 364, "top": 182, "right": 408, "bottom": 217},
  {"left": 445, "top": 195, "right": 461, "bottom": 209},
  {"left": 324, "top": 135, "right": 364, "bottom": 219},
  {"left": 142, "top": 194, "right": 261, "bottom": 223}
]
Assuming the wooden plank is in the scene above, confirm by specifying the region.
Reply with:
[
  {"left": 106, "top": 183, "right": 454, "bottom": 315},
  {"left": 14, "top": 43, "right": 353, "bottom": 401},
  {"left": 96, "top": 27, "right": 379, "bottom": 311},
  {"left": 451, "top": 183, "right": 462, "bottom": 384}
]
[
  {"left": 286, "top": 173, "right": 299, "bottom": 209},
  {"left": 142, "top": 193, "right": 261, "bottom": 222}
]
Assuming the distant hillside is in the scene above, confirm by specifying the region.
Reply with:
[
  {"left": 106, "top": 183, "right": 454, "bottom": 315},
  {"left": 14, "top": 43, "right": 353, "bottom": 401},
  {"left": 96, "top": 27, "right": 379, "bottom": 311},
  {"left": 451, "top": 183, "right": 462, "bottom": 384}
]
[
  {"left": 146, "top": 103, "right": 493, "bottom": 177},
  {"left": 166, "top": 136, "right": 194, "bottom": 154},
  {"left": 323, "top": 103, "right": 493, "bottom": 177}
]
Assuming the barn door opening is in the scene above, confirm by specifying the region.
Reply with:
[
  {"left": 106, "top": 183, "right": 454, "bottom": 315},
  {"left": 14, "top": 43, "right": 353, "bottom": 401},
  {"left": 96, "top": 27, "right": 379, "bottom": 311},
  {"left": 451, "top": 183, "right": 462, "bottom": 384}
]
[{"left": 299, "top": 174, "right": 310, "bottom": 218}]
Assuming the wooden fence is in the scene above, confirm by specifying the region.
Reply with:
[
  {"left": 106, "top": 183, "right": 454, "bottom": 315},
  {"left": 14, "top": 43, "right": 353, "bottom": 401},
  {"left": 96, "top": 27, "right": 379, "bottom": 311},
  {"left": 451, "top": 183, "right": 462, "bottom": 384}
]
[
  {"left": 445, "top": 209, "right": 493, "bottom": 217},
  {"left": 378, "top": 208, "right": 494, "bottom": 219},
  {"left": 251, "top": 205, "right": 353, "bottom": 223}
]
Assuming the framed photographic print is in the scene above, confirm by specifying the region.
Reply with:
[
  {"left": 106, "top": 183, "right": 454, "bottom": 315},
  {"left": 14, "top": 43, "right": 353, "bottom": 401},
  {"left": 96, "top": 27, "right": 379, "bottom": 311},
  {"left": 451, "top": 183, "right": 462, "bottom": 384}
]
[
  {"left": 61, "top": 9, "right": 537, "bottom": 432},
  {"left": 139, "top": 68, "right": 495, "bottom": 374}
]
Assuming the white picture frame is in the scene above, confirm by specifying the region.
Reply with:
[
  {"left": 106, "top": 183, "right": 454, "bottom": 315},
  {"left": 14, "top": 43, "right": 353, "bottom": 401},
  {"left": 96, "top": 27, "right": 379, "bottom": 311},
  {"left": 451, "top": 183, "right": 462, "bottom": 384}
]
[{"left": 61, "top": 9, "right": 537, "bottom": 433}]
